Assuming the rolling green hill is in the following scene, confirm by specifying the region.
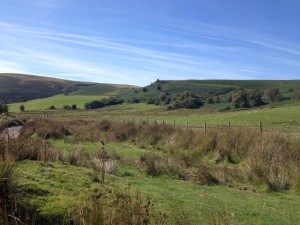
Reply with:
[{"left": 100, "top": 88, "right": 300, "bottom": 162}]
[
  {"left": 0, "top": 73, "right": 135, "bottom": 103},
  {"left": 0, "top": 73, "right": 92, "bottom": 103},
  {"left": 71, "top": 83, "right": 136, "bottom": 96},
  {"left": 8, "top": 94, "right": 112, "bottom": 112},
  {"left": 120, "top": 79, "right": 300, "bottom": 102}
]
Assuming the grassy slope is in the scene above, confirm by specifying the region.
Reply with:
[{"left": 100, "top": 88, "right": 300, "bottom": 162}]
[
  {"left": 0, "top": 73, "right": 133, "bottom": 104},
  {"left": 120, "top": 79, "right": 300, "bottom": 101},
  {"left": 71, "top": 83, "right": 134, "bottom": 96},
  {"left": 0, "top": 73, "right": 76, "bottom": 103},
  {"left": 17, "top": 141, "right": 300, "bottom": 225},
  {"left": 8, "top": 94, "right": 111, "bottom": 111}
]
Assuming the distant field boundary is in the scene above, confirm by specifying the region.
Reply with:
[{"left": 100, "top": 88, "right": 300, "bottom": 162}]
[{"left": 10, "top": 110, "right": 300, "bottom": 134}]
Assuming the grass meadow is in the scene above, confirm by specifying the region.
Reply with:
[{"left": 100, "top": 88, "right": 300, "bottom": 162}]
[
  {"left": 1, "top": 118, "right": 300, "bottom": 224},
  {"left": 11, "top": 99, "right": 300, "bottom": 131},
  {"left": 8, "top": 94, "right": 110, "bottom": 112}
]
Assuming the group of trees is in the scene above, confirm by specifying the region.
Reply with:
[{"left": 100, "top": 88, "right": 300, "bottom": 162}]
[
  {"left": 231, "top": 90, "right": 264, "bottom": 108},
  {"left": 167, "top": 91, "right": 203, "bottom": 110},
  {"left": 63, "top": 105, "right": 77, "bottom": 110},
  {"left": 145, "top": 91, "right": 203, "bottom": 110},
  {"left": 84, "top": 98, "right": 124, "bottom": 109}
]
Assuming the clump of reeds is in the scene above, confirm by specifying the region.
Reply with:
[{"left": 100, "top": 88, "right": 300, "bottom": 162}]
[
  {"left": 0, "top": 157, "right": 22, "bottom": 225},
  {"left": 72, "top": 187, "right": 167, "bottom": 225},
  {"left": 140, "top": 152, "right": 180, "bottom": 178}
]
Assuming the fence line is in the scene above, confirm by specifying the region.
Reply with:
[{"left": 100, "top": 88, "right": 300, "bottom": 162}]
[{"left": 10, "top": 111, "right": 300, "bottom": 133}]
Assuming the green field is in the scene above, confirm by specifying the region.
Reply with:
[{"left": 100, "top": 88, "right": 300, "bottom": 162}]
[
  {"left": 12, "top": 99, "right": 300, "bottom": 132},
  {"left": 8, "top": 94, "right": 110, "bottom": 112}
]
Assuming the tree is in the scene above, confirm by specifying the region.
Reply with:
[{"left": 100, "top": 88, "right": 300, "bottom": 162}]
[
  {"left": 142, "top": 87, "right": 148, "bottom": 92},
  {"left": 49, "top": 105, "right": 56, "bottom": 110},
  {"left": 63, "top": 105, "right": 71, "bottom": 110},
  {"left": 71, "top": 104, "right": 77, "bottom": 110},
  {"left": 205, "top": 96, "right": 214, "bottom": 104},
  {"left": 168, "top": 91, "right": 203, "bottom": 110},
  {"left": 247, "top": 91, "right": 264, "bottom": 107},
  {"left": 265, "top": 88, "right": 280, "bottom": 102},
  {"left": 19, "top": 105, "right": 25, "bottom": 112},
  {"left": 0, "top": 103, "right": 8, "bottom": 114},
  {"left": 231, "top": 90, "right": 249, "bottom": 108},
  {"left": 231, "top": 90, "right": 264, "bottom": 108}
]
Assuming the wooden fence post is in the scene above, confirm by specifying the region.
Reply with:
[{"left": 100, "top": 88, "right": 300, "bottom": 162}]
[
  {"left": 228, "top": 122, "right": 231, "bottom": 130},
  {"left": 259, "top": 121, "right": 263, "bottom": 132},
  {"left": 204, "top": 121, "right": 207, "bottom": 132},
  {"left": 174, "top": 120, "right": 175, "bottom": 127}
]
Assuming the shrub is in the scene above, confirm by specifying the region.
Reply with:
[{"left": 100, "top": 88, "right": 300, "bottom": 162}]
[
  {"left": 63, "top": 105, "right": 71, "bottom": 110},
  {"left": 0, "top": 103, "right": 8, "bottom": 114},
  {"left": 19, "top": 105, "right": 25, "bottom": 112},
  {"left": 265, "top": 87, "right": 280, "bottom": 102},
  {"left": 168, "top": 91, "right": 203, "bottom": 110},
  {"left": 231, "top": 90, "right": 264, "bottom": 108}
]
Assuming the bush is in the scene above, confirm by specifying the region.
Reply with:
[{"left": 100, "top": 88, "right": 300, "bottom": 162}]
[
  {"left": 168, "top": 91, "right": 203, "bottom": 110},
  {"left": 19, "top": 105, "right": 25, "bottom": 112},
  {"left": 0, "top": 103, "right": 8, "bottom": 114},
  {"left": 85, "top": 98, "right": 124, "bottom": 109},
  {"left": 265, "top": 87, "right": 280, "bottom": 102},
  {"left": 63, "top": 105, "right": 71, "bottom": 110},
  {"left": 231, "top": 90, "right": 264, "bottom": 108}
]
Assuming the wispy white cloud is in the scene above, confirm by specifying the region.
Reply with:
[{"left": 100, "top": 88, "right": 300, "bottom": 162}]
[{"left": 0, "top": 20, "right": 299, "bottom": 85}]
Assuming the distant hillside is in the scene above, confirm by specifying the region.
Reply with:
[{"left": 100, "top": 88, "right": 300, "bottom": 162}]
[
  {"left": 0, "top": 73, "right": 134, "bottom": 103},
  {"left": 120, "top": 79, "right": 300, "bottom": 102},
  {"left": 0, "top": 73, "right": 79, "bottom": 103},
  {"left": 71, "top": 83, "right": 137, "bottom": 96}
]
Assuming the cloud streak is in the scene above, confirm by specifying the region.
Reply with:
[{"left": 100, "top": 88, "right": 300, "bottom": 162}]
[{"left": 0, "top": 19, "right": 299, "bottom": 85}]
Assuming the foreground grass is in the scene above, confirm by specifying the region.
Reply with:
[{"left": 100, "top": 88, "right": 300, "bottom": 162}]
[
  {"left": 2, "top": 118, "right": 300, "bottom": 224},
  {"left": 16, "top": 157, "right": 300, "bottom": 225}
]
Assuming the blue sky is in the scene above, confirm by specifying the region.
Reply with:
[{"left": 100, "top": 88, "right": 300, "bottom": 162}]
[{"left": 0, "top": 0, "right": 300, "bottom": 85}]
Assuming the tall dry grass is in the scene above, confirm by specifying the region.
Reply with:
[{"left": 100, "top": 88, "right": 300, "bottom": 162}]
[
  {"left": 71, "top": 187, "right": 167, "bottom": 225},
  {"left": 15, "top": 119, "right": 300, "bottom": 191}
]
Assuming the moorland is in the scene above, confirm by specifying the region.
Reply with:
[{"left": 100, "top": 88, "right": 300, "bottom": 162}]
[{"left": 1, "top": 73, "right": 300, "bottom": 225}]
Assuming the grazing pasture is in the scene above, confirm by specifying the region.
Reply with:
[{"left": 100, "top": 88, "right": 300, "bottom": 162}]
[{"left": 11, "top": 99, "right": 300, "bottom": 131}]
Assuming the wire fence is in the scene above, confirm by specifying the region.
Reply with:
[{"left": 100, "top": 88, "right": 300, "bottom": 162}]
[{"left": 9, "top": 109, "right": 300, "bottom": 134}]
